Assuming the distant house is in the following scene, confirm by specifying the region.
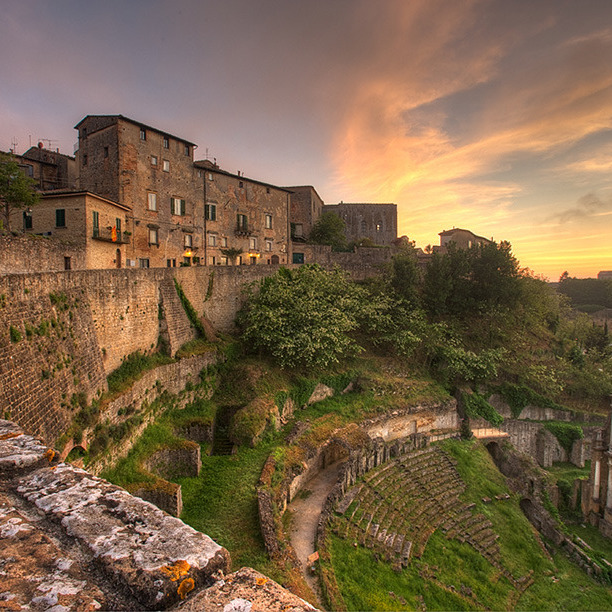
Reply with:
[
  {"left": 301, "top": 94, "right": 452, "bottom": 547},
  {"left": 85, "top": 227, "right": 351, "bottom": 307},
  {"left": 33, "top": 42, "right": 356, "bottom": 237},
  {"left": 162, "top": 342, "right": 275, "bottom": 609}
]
[
  {"left": 598, "top": 271, "right": 612, "bottom": 281},
  {"left": 10, "top": 190, "right": 131, "bottom": 270},
  {"left": 436, "top": 228, "right": 493, "bottom": 252},
  {"left": 3, "top": 143, "right": 77, "bottom": 192},
  {"left": 322, "top": 202, "right": 398, "bottom": 246}
]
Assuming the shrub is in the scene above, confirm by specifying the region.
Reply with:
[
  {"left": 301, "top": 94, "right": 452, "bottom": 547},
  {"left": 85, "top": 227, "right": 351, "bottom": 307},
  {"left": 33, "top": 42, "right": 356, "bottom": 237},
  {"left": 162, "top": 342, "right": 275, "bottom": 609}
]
[
  {"left": 544, "top": 422, "right": 583, "bottom": 453},
  {"left": 463, "top": 391, "right": 503, "bottom": 427},
  {"left": 9, "top": 325, "right": 21, "bottom": 343}
]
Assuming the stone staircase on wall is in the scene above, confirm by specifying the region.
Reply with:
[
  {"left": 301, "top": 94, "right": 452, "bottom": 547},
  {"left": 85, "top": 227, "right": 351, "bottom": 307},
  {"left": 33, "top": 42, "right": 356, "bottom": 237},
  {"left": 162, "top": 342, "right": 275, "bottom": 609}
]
[
  {"left": 159, "top": 278, "right": 198, "bottom": 356},
  {"left": 331, "top": 445, "right": 530, "bottom": 589}
]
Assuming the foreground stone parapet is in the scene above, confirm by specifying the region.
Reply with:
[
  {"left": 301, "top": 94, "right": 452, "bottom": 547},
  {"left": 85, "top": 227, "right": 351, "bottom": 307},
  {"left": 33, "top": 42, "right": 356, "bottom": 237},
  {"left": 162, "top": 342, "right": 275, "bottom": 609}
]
[
  {"left": 14, "top": 463, "right": 230, "bottom": 609},
  {"left": 0, "top": 419, "right": 58, "bottom": 476},
  {"left": 0, "top": 492, "right": 105, "bottom": 611},
  {"left": 173, "top": 567, "right": 318, "bottom": 612}
]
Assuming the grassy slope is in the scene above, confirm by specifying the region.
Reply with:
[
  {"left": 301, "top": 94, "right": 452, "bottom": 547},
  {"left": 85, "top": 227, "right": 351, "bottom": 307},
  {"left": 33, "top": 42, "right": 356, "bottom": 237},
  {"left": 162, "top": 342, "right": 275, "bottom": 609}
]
[{"left": 330, "top": 439, "right": 612, "bottom": 611}]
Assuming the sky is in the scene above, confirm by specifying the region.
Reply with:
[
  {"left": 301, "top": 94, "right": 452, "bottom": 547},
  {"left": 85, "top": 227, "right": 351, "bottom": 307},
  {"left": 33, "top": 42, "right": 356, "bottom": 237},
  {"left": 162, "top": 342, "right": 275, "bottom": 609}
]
[{"left": 1, "top": 0, "right": 612, "bottom": 280}]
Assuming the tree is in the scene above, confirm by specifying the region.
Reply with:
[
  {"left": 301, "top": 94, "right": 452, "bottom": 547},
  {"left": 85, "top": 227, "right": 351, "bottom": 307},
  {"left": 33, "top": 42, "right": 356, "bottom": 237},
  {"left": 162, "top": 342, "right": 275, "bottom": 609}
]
[
  {"left": 308, "top": 212, "right": 347, "bottom": 251},
  {"left": 0, "top": 153, "right": 39, "bottom": 231},
  {"left": 388, "top": 243, "right": 421, "bottom": 306},
  {"left": 238, "top": 265, "right": 368, "bottom": 368},
  {"left": 220, "top": 247, "right": 243, "bottom": 265}
]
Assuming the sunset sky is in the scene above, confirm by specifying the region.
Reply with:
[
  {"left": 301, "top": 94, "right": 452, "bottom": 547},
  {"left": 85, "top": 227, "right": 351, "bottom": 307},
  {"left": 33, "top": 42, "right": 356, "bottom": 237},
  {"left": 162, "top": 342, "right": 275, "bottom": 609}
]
[{"left": 1, "top": 0, "right": 612, "bottom": 280}]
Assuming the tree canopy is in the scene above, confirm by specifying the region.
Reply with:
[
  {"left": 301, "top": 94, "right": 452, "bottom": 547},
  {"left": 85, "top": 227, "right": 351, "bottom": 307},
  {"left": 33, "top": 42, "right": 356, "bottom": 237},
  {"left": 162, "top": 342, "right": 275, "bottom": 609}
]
[
  {"left": 0, "top": 153, "right": 39, "bottom": 231},
  {"left": 308, "top": 211, "right": 348, "bottom": 251}
]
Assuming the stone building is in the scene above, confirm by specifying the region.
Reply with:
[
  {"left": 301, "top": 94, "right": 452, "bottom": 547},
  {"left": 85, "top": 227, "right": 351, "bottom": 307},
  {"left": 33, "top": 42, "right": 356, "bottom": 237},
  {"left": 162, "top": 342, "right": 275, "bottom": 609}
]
[
  {"left": 284, "top": 185, "right": 324, "bottom": 241},
  {"left": 584, "top": 410, "right": 612, "bottom": 539},
  {"left": 322, "top": 202, "right": 397, "bottom": 246},
  {"left": 437, "top": 228, "right": 493, "bottom": 252},
  {"left": 10, "top": 190, "right": 131, "bottom": 270},
  {"left": 75, "top": 115, "right": 203, "bottom": 268},
  {"left": 195, "top": 160, "right": 290, "bottom": 266},
  {"left": 5, "top": 144, "right": 78, "bottom": 192}
]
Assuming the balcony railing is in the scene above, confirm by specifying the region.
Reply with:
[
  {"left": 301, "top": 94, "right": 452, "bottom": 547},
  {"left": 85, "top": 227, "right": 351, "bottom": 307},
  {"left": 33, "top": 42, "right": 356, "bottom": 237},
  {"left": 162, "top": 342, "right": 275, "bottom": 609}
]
[{"left": 92, "top": 228, "right": 130, "bottom": 244}]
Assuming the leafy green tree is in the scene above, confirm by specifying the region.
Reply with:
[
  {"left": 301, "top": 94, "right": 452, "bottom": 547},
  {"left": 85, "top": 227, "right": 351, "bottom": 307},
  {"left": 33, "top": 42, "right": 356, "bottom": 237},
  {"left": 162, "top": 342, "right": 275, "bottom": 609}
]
[
  {"left": 388, "top": 243, "right": 421, "bottom": 306},
  {"left": 0, "top": 153, "right": 39, "bottom": 231},
  {"left": 309, "top": 212, "right": 347, "bottom": 251},
  {"left": 238, "top": 265, "right": 368, "bottom": 368}
]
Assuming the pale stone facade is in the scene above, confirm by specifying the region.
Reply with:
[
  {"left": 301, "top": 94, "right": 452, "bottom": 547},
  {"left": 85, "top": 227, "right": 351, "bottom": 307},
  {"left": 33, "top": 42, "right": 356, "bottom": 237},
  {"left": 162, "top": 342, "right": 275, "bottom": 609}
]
[
  {"left": 437, "top": 228, "right": 493, "bottom": 252},
  {"left": 285, "top": 185, "right": 325, "bottom": 242},
  {"left": 10, "top": 190, "right": 130, "bottom": 270}
]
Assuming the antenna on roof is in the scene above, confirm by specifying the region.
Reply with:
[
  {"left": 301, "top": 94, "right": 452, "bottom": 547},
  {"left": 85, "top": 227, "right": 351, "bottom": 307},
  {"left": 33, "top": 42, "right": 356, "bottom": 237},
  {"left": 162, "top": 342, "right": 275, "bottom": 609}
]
[
  {"left": 39, "top": 138, "right": 59, "bottom": 151},
  {"left": 10, "top": 137, "right": 18, "bottom": 154}
]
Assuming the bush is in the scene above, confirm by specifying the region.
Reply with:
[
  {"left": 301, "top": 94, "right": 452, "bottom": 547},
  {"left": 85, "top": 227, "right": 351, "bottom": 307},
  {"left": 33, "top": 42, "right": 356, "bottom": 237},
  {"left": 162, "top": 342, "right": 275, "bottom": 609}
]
[
  {"left": 544, "top": 422, "right": 583, "bottom": 453},
  {"left": 463, "top": 392, "right": 503, "bottom": 427},
  {"left": 9, "top": 325, "right": 21, "bottom": 342},
  {"left": 238, "top": 265, "right": 370, "bottom": 368}
]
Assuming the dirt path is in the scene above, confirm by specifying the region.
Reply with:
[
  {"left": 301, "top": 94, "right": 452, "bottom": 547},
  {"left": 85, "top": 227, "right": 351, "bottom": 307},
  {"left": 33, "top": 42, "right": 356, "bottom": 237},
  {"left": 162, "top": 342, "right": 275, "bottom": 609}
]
[{"left": 286, "top": 461, "right": 343, "bottom": 608}]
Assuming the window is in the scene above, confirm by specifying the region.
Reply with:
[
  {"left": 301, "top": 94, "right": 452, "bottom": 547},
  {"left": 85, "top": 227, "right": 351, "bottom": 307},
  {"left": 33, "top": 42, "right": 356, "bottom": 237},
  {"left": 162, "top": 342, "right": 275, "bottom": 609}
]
[
  {"left": 163, "top": 160, "right": 170, "bottom": 172},
  {"left": 265, "top": 239, "right": 273, "bottom": 252},
  {"left": 184, "top": 144, "right": 190, "bottom": 156},
  {"left": 208, "top": 256, "right": 216, "bottom": 266},
  {"left": 239, "top": 181, "right": 244, "bottom": 189},
  {"left": 167, "top": 258, "right": 176, "bottom": 268},
  {"left": 293, "top": 252, "right": 304, "bottom": 264},
  {"left": 220, "top": 256, "right": 228, "bottom": 266},
  {"left": 221, "top": 236, "right": 228, "bottom": 247},
  {"left": 55, "top": 209, "right": 66, "bottom": 228},
  {"left": 361, "top": 220, "right": 367, "bottom": 233},
  {"left": 163, "top": 136, "right": 169, "bottom": 149},
  {"left": 140, "top": 128, "right": 146, "bottom": 141},
  {"left": 104, "top": 146, "right": 109, "bottom": 158},
  {"left": 64, "top": 256, "right": 72, "bottom": 270},
  {"left": 237, "top": 214, "right": 248, "bottom": 231},
  {"left": 171, "top": 198, "right": 186, "bottom": 216},
  {"left": 266, "top": 187, "right": 270, "bottom": 194},
  {"left": 209, "top": 234, "right": 217, "bottom": 247},
  {"left": 205, "top": 203, "right": 217, "bottom": 221},
  {"left": 184, "top": 234, "right": 193, "bottom": 248},
  {"left": 92, "top": 211, "right": 99, "bottom": 237},
  {"left": 115, "top": 218, "right": 122, "bottom": 237},
  {"left": 148, "top": 228, "right": 158, "bottom": 245},
  {"left": 249, "top": 237, "right": 257, "bottom": 250},
  {"left": 376, "top": 222, "right": 382, "bottom": 232},
  {"left": 148, "top": 192, "right": 157, "bottom": 211},
  {"left": 265, "top": 214, "right": 272, "bottom": 229},
  {"left": 151, "top": 155, "right": 158, "bottom": 166},
  {"left": 293, "top": 223, "right": 303, "bottom": 237},
  {"left": 82, "top": 154, "right": 87, "bottom": 166},
  {"left": 139, "top": 258, "right": 150, "bottom": 268},
  {"left": 208, "top": 172, "right": 213, "bottom": 181},
  {"left": 23, "top": 211, "right": 32, "bottom": 230},
  {"left": 24, "top": 164, "right": 33, "bottom": 177}
]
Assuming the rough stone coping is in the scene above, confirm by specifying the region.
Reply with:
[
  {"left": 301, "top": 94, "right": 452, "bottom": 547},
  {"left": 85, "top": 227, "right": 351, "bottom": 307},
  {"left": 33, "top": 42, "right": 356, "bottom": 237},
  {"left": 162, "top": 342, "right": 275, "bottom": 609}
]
[
  {"left": 0, "top": 492, "right": 105, "bottom": 611},
  {"left": 0, "top": 419, "right": 58, "bottom": 477},
  {"left": 15, "top": 463, "right": 230, "bottom": 610},
  {"left": 172, "top": 567, "right": 318, "bottom": 612}
]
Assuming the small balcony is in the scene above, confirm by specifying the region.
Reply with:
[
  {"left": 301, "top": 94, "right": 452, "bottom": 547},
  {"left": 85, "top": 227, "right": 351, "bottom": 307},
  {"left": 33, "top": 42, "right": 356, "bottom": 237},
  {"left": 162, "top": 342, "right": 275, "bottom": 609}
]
[{"left": 92, "top": 228, "right": 130, "bottom": 244}]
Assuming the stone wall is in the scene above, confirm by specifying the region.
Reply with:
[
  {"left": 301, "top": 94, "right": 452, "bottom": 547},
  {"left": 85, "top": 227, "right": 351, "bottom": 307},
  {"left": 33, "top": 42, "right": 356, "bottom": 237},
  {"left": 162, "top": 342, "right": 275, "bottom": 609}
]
[
  {"left": 0, "top": 233, "right": 84, "bottom": 274},
  {"left": 0, "top": 420, "right": 314, "bottom": 611}
]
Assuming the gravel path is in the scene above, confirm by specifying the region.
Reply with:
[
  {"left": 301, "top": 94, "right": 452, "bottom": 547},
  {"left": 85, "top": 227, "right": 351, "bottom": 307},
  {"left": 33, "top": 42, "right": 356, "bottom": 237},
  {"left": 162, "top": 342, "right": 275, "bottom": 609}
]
[{"left": 287, "top": 461, "right": 344, "bottom": 608}]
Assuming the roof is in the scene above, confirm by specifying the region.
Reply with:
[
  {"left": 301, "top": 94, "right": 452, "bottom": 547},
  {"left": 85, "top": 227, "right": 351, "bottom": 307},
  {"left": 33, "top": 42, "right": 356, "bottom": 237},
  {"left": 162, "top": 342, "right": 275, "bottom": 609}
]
[
  {"left": 282, "top": 185, "right": 325, "bottom": 202},
  {"left": 439, "top": 228, "right": 491, "bottom": 241},
  {"left": 40, "top": 190, "right": 132, "bottom": 211},
  {"left": 74, "top": 115, "right": 197, "bottom": 147},
  {"left": 194, "top": 160, "right": 292, "bottom": 193},
  {"left": 325, "top": 202, "right": 397, "bottom": 207}
]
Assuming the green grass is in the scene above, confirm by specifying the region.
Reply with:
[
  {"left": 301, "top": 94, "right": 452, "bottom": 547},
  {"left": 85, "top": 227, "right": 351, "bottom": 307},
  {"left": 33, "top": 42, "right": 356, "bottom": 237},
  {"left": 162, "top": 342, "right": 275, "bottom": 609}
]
[{"left": 106, "top": 351, "right": 174, "bottom": 394}]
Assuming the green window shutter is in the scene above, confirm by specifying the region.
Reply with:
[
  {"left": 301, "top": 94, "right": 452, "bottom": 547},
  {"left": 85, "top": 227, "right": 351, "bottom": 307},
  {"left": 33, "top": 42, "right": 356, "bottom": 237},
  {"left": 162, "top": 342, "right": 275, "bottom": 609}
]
[
  {"left": 181, "top": 199, "right": 186, "bottom": 215},
  {"left": 211, "top": 205, "right": 216, "bottom": 221}
]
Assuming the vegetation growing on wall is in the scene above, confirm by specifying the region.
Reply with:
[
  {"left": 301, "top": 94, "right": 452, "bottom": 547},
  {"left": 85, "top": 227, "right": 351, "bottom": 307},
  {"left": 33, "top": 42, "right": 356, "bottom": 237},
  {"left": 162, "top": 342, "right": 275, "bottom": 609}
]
[
  {"left": 496, "top": 382, "right": 564, "bottom": 418},
  {"left": 174, "top": 278, "right": 206, "bottom": 336},
  {"left": 544, "top": 422, "right": 584, "bottom": 453},
  {"left": 462, "top": 391, "right": 503, "bottom": 427}
]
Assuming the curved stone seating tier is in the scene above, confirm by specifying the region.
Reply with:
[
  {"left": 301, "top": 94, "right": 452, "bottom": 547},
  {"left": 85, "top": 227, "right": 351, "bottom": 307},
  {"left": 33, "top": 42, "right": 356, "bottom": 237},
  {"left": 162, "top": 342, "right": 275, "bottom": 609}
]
[{"left": 332, "top": 445, "right": 520, "bottom": 579}]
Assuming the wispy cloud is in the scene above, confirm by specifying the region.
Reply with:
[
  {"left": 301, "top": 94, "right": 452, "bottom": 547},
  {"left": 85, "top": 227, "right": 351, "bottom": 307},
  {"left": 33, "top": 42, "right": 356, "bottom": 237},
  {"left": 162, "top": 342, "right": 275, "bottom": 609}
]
[{"left": 550, "top": 193, "right": 612, "bottom": 224}]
